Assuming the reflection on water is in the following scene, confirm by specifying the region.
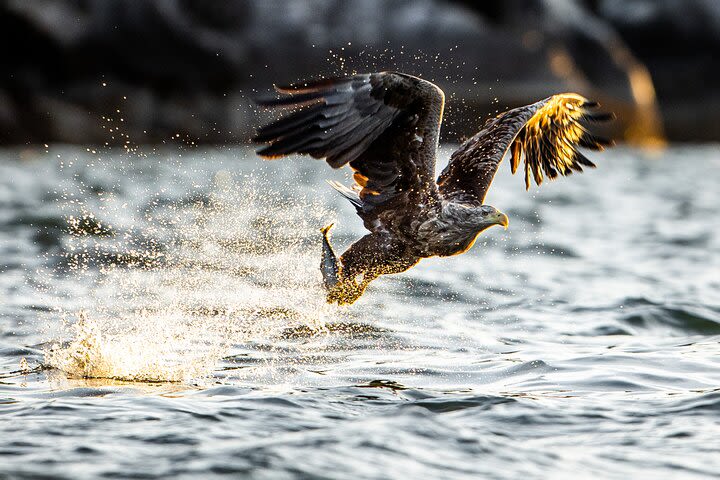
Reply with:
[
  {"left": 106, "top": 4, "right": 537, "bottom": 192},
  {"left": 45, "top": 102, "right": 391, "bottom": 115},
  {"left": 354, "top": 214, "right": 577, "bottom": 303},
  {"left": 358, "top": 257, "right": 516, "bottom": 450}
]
[{"left": 1, "top": 145, "right": 719, "bottom": 478}]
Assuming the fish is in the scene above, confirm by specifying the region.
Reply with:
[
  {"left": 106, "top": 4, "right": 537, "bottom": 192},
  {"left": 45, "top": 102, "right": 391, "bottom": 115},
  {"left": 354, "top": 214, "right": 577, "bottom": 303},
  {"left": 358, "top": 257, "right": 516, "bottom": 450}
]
[{"left": 320, "top": 223, "right": 340, "bottom": 291}]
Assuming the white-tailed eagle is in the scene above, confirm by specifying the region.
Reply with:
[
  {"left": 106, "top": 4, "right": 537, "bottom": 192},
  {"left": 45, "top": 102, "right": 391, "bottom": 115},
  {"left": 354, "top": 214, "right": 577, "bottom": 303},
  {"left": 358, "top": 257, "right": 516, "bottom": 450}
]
[{"left": 254, "top": 72, "right": 612, "bottom": 304}]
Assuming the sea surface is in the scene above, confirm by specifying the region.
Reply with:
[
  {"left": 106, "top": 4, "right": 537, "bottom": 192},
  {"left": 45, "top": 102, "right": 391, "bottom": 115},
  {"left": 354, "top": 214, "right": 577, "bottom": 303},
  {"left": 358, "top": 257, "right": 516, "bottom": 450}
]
[{"left": 1, "top": 145, "right": 719, "bottom": 479}]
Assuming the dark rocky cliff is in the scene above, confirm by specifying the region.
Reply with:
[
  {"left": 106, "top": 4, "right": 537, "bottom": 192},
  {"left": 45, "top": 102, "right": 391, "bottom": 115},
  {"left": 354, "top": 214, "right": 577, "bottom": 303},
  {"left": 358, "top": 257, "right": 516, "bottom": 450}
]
[{"left": 1, "top": 0, "right": 717, "bottom": 145}]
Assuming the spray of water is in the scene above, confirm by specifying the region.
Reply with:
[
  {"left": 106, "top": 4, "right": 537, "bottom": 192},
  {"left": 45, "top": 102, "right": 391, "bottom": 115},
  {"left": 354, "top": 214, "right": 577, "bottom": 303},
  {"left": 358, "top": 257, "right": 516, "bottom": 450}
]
[{"left": 45, "top": 164, "right": 336, "bottom": 382}]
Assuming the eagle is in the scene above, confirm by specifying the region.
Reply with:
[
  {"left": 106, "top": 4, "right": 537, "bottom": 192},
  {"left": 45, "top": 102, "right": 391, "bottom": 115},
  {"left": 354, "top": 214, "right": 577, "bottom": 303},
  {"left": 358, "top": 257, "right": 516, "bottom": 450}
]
[{"left": 254, "top": 72, "right": 612, "bottom": 305}]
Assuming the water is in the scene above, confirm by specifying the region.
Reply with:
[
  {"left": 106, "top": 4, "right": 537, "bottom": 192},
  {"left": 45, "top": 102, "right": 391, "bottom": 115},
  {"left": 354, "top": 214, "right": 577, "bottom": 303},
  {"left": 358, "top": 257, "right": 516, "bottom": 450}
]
[{"left": 1, "top": 145, "right": 719, "bottom": 479}]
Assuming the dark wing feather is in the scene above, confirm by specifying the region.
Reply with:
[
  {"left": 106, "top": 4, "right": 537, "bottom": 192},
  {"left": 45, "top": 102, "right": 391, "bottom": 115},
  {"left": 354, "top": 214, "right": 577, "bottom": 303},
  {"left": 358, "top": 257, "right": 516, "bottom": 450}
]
[
  {"left": 254, "top": 72, "right": 445, "bottom": 234},
  {"left": 437, "top": 93, "right": 613, "bottom": 204}
]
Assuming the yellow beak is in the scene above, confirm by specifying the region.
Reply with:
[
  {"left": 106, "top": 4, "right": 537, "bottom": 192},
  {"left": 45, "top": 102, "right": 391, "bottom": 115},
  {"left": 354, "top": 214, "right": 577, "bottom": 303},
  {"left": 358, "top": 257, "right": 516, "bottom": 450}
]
[{"left": 495, "top": 212, "right": 509, "bottom": 230}]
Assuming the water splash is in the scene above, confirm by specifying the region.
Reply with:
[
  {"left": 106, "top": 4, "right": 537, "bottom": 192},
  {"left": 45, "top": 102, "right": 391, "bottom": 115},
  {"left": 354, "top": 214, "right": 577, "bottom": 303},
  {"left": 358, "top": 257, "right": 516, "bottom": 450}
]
[
  {"left": 45, "top": 167, "right": 336, "bottom": 382},
  {"left": 44, "top": 310, "right": 226, "bottom": 382}
]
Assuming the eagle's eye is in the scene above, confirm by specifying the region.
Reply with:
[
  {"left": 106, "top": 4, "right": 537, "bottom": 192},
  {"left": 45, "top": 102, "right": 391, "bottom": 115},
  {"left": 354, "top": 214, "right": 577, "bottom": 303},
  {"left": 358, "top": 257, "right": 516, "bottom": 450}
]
[{"left": 480, "top": 206, "right": 495, "bottom": 215}]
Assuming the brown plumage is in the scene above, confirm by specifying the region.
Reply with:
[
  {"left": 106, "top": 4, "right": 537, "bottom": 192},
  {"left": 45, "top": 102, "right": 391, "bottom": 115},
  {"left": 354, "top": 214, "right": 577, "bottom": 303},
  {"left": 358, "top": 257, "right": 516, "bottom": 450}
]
[{"left": 254, "top": 72, "right": 613, "bottom": 305}]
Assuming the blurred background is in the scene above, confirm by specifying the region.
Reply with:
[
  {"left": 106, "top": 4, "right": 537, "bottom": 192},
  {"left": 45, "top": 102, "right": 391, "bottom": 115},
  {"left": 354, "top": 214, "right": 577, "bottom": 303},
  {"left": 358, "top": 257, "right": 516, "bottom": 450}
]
[
  {"left": 2, "top": 3, "right": 720, "bottom": 477},
  {"left": 1, "top": 0, "right": 719, "bottom": 146}
]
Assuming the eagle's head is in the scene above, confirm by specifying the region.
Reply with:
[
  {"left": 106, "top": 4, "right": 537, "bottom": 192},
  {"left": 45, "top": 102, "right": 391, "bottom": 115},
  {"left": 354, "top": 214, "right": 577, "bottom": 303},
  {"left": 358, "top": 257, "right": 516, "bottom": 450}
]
[
  {"left": 428, "top": 202, "right": 510, "bottom": 256},
  {"left": 476, "top": 205, "right": 509, "bottom": 232},
  {"left": 441, "top": 202, "right": 509, "bottom": 236},
  {"left": 438, "top": 203, "right": 509, "bottom": 256}
]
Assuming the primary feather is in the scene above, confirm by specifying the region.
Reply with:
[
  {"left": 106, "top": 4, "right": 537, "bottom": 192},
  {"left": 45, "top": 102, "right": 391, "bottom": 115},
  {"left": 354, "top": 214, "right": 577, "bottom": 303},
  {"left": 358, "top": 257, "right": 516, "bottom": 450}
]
[{"left": 437, "top": 93, "right": 614, "bottom": 203}]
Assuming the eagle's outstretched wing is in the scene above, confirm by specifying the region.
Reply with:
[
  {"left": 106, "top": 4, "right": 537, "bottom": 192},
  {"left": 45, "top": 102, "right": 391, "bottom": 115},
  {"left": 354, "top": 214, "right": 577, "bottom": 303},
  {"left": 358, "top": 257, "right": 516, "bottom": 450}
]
[
  {"left": 254, "top": 72, "right": 445, "bottom": 234},
  {"left": 437, "top": 93, "right": 613, "bottom": 204}
]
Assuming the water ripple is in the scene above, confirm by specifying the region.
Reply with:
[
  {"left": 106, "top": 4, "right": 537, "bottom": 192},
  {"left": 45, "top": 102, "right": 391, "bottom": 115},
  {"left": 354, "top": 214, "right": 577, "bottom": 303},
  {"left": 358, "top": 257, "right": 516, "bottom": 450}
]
[{"left": 1, "top": 146, "right": 719, "bottom": 478}]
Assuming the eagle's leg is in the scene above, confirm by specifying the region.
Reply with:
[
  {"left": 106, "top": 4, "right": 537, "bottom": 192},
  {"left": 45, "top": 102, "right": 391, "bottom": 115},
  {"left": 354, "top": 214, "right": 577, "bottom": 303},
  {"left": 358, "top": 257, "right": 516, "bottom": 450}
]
[
  {"left": 324, "top": 232, "right": 397, "bottom": 305},
  {"left": 320, "top": 224, "right": 370, "bottom": 305},
  {"left": 321, "top": 231, "right": 418, "bottom": 305},
  {"left": 326, "top": 271, "right": 379, "bottom": 306}
]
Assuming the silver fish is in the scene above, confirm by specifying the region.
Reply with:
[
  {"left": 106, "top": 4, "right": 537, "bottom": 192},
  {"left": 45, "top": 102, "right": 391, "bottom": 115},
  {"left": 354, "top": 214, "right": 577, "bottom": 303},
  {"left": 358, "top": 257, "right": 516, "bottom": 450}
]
[{"left": 320, "top": 223, "right": 340, "bottom": 291}]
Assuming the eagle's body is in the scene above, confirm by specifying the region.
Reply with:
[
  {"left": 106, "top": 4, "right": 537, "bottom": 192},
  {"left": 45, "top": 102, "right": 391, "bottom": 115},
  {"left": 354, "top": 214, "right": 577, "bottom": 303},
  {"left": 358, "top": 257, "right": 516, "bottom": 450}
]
[{"left": 255, "top": 72, "right": 612, "bottom": 304}]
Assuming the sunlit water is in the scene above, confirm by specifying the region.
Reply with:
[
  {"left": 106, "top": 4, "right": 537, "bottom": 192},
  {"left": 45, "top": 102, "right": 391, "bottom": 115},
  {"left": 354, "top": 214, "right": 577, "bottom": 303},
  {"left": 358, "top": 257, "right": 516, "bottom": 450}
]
[{"left": 1, "top": 145, "right": 719, "bottom": 479}]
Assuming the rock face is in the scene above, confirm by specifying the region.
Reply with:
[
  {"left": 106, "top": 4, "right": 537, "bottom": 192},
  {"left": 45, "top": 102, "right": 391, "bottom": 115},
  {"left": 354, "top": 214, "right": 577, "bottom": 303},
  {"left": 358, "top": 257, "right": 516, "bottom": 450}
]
[
  {"left": 594, "top": 0, "right": 720, "bottom": 141},
  {"left": 0, "top": 0, "right": 717, "bottom": 145}
]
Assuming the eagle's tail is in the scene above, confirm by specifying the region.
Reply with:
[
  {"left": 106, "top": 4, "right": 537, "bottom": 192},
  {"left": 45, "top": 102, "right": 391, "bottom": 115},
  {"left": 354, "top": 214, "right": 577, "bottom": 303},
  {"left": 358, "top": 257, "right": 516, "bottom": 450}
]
[{"left": 327, "top": 181, "right": 362, "bottom": 209}]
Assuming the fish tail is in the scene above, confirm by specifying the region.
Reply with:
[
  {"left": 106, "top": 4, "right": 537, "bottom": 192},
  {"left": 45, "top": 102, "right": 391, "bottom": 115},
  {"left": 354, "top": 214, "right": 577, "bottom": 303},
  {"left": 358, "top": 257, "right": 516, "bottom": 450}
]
[{"left": 320, "top": 223, "right": 334, "bottom": 236}]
